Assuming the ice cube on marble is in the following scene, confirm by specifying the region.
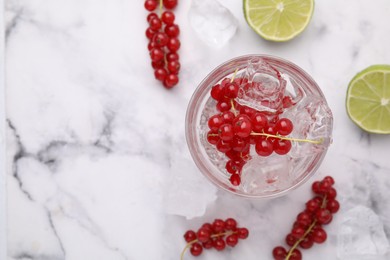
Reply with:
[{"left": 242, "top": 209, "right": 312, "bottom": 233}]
[
  {"left": 337, "top": 206, "right": 390, "bottom": 260},
  {"left": 236, "top": 58, "right": 287, "bottom": 113},
  {"left": 188, "top": 0, "right": 238, "bottom": 48}
]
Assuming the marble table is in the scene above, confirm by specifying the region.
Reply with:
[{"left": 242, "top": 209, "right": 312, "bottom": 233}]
[{"left": 2, "top": 0, "right": 390, "bottom": 259}]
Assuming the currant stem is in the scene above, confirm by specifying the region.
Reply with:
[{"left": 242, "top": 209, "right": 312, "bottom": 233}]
[
  {"left": 180, "top": 231, "right": 236, "bottom": 260},
  {"left": 159, "top": 0, "right": 163, "bottom": 16},
  {"left": 250, "top": 132, "right": 324, "bottom": 145},
  {"left": 285, "top": 195, "right": 328, "bottom": 260}
]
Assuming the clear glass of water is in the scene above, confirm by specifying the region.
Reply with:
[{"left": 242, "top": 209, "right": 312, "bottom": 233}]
[{"left": 185, "top": 55, "right": 333, "bottom": 198}]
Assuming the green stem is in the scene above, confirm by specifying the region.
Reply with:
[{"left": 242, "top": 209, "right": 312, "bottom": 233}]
[{"left": 250, "top": 132, "right": 324, "bottom": 145}]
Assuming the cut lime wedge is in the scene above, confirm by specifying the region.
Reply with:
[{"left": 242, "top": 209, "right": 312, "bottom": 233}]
[
  {"left": 346, "top": 65, "right": 390, "bottom": 134},
  {"left": 243, "top": 0, "right": 314, "bottom": 42}
]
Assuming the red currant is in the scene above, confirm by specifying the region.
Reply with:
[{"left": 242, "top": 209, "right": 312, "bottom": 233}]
[
  {"left": 273, "top": 139, "right": 292, "bottom": 155},
  {"left": 211, "top": 84, "right": 224, "bottom": 100},
  {"left": 226, "top": 159, "right": 243, "bottom": 174},
  {"left": 167, "top": 37, "right": 180, "bottom": 52},
  {"left": 147, "top": 13, "right": 158, "bottom": 23},
  {"left": 151, "top": 60, "right": 164, "bottom": 69},
  {"left": 149, "top": 17, "right": 162, "bottom": 31},
  {"left": 216, "top": 100, "right": 231, "bottom": 112},
  {"left": 289, "top": 248, "right": 302, "bottom": 260},
  {"left": 221, "top": 111, "right": 235, "bottom": 124},
  {"left": 212, "top": 219, "right": 226, "bottom": 233},
  {"left": 184, "top": 230, "right": 196, "bottom": 242},
  {"left": 230, "top": 174, "right": 241, "bottom": 186},
  {"left": 292, "top": 227, "right": 305, "bottom": 239},
  {"left": 166, "top": 52, "right": 179, "bottom": 62},
  {"left": 286, "top": 233, "right": 298, "bottom": 246},
  {"left": 216, "top": 139, "right": 232, "bottom": 153},
  {"left": 165, "top": 24, "right": 180, "bottom": 37},
  {"left": 255, "top": 139, "right": 273, "bottom": 156},
  {"left": 312, "top": 181, "right": 321, "bottom": 194},
  {"left": 226, "top": 234, "right": 239, "bottom": 247},
  {"left": 154, "top": 68, "right": 167, "bottom": 81},
  {"left": 225, "top": 218, "right": 237, "bottom": 230},
  {"left": 239, "top": 106, "right": 256, "bottom": 118},
  {"left": 224, "top": 82, "right": 239, "bottom": 98},
  {"left": 233, "top": 118, "right": 252, "bottom": 138},
  {"left": 326, "top": 199, "right": 340, "bottom": 213},
  {"left": 315, "top": 209, "right": 332, "bottom": 224},
  {"left": 306, "top": 199, "right": 320, "bottom": 213},
  {"left": 213, "top": 238, "right": 226, "bottom": 251},
  {"left": 237, "top": 227, "right": 249, "bottom": 239},
  {"left": 145, "top": 27, "right": 157, "bottom": 40},
  {"left": 163, "top": 74, "right": 179, "bottom": 88},
  {"left": 327, "top": 187, "right": 337, "bottom": 199},
  {"left": 150, "top": 48, "right": 164, "bottom": 62},
  {"left": 207, "top": 130, "right": 219, "bottom": 145},
  {"left": 299, "top": 234, "right": 314, "bottom": 249},
  {"left": 161, "top": 11, "right": 175, "bottom": 25},
  {"left": 296, "top": 212, "right": 312, "bottom": 227},
  {"left": 208, "top": 115, "right": 223, "bottom": 131},
  {"left": 163, "top": 0, "right": 178, "bottom": 9},
  {"left": 167, "top": 60, "right": 180, "bottom": 73},
  {"left": 190, "top": 242, "right": 203, "bottom": 256},
  {"left": 275, "top": 118, "right": 293, "bottom": 135},
  {"left": 312, "top": 227, "right": 327, "bottom": 243},
  {"left": 323, "top": 176, "right": 335, "bottom": 185},
  {"left": 144, "top": 0, "right": 158, "bottom": 11},
  {"left": 202, "top": 240, "right": 213, "bottom": 249},
  {"left": 251, "top": 112, "right": 268, "bottom": 132},
  {"left": 272, "top": 246, "right": 287, "bottom": 260},
  {"left": 197, "top": 228, "right": 211, "bottom": 243},
  {"left": 218, "top": 124, "right": 234, "bottom": 141}
]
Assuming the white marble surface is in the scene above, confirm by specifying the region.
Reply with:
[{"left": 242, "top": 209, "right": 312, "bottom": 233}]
[{"left": 3, "top": 0, "right": 390, "bottom": 259}]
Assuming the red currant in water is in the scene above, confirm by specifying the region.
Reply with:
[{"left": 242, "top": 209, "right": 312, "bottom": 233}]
[
  {"left": 216, "top": 139, "right": 232, "bottom": 153},
  {"left": 216, "top": 100, "right": 231, "bottom": 112},
  {"left": 233, "top": 118, "right": 252, "bottom": 138},
  {"left": 211, "top": 84, "right": 224, "bottom": 101},
  {"left": 163, "top": 0, "right": 178, "bottom": 9},
  {"left": 161, "top": 11, "right": 175, "bottom": 25},
  {"left": 207, "top": 130, "right": 219, "bottom": 145},
  {"left": 289, "top": 248, "right": 302, "bottom": 260},
  {"left": 251, "top": 112, "right": 268, "bottom": 132},
  {"left": 144, "top": 0, "right": 158, "bottom": 11},
  {"left": 208, "top": 115, "right": 223, "bottom": 131},
  {"left": 273, "top": 139, "right": 292, "bottom": 155},
  {"left": 224, "top": 82, "right": 239, "bottom": 98},
  {"left": 226, "top": 159, "right": 243, "bottom": 174},
  {"left": 231, "top": 137, "right": 249, "bottom": 152},
  {"left": 190, "top": 242, "right": 203, "bottom": 256},
  {"left": 229, "top": 174, "right": 241, "bottom": 186},
  {"left": 221, "top": 111, "right": 235, "bottom": 124},
  {"left": 255, "top": 139, "right": 273, "bottom": 156},
  {"left": 218, "top": 124, "right": 234, "bottom": 141},
  {"left": 275, "top": 118, "right": 293, "bottom": 135}
]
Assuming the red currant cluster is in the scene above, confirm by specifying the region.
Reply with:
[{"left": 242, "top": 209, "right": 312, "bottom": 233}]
[
  {"left": 144, "top": 0, "right": 180, "bottom": 88},
  {"left": 207, "top": 76, "right": 294, "bottom": 186},
  {"left": 181, "top": 218, "right": 249, "bottom": 259},
  {"left": 272, "top": 176, "right": 340, "bottom": 260}
]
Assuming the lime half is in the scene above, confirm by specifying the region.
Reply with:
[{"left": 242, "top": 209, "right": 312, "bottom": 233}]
[
  {"left": 243, "top": 0, "right": 314, "bottom": 42},
  {"left": 346, "top": 65, "right": 390, "bottom": 134}
]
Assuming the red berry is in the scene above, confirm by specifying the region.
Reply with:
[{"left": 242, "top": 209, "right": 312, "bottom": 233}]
[
  {"left": 190, "top": 242, "right": 203, "bottom": 256},
  {"left": 296, "top": 212, "right": 312, "bottom": 227},
  {"left": 208, "top": 115, "right": 223, "bottom": 131},
  {"left": 167, "top": 60, "right": 180, "bottom": 73},
  {"left": 147, "top": 41, "right": 156, "bottom": 51},
  {"left": 161, "top": 11, "right": 175, "bottom": 25},
  {"left": 225, "top": 150, "right": 241, "bottom": 160},
  {"left": 318, "top": 180, "right": 332, "bottom": 194},
  {"left": 233, "top": 118, "right": 252, "bottom": 138},
  {"left": 282, "top": 96, "right": 293, "bottom": 108},
  {"left": 323, "top": 176, "right": 335, "bottom": 185},
  {"left": 221, "top": 111, "right": 235, "bottom": 124},
  {"left": 327, "top": 199, "right": 340, "bottom": 213},
  {"left": 231, "top": 137, "right": 249, "bottom": 152},
  {"left": 201, "top": 223, "right": 213, "bottom": 231},
  {"left": 211, "top": 84, "right": 224, "bottom": 101},
  {"left": 212, "top": 219, "right": 226, "bottom": 233},
  {"left": 202, "top": 240, "right": 213, "bottom": 249},
  {"left": 147, "top": 13, "right": 158, "bottom": 23},
  {"left": 272, "top": 246, "right": 287, "bottom": 260},
  {"left": 163, "top": 0, "right": 178, "bottom": 9},
  {"left": 145, "top": 27, "right": 157, "bottom": 40},
  {"left": 151, "top": 60, "right": 164, "bottom": 69},
  {"left": 225, "top": 218, "right": 237, "bottom": 230},
  {"left": 265, "top": 124, "right": 277, "bottom": 141},
  {"left": 327, "top": 187, "right": 337, "bottom": 199},
  {"left": 255, "top": 139, "right": 274, "bottom": 156},
  {"left": 197, "top": 228, "right": 211, "bottom": 243},
  {"left": 218, "top": 124, "right": 234, "bottom": 141},
  {"left": 166, "top": 52, "right": 179, "bottom": 62},
  {"left": 149, "top": 17, "right": 162, "bottom": 31},
  {"left": 154, "top": 68, "right": 167, "bottom": 81},
  {"left": 286, "top": 233, "right": 298, "bottom": 246},
  {"left": 230, "top": 174, "right": 241, "bottom": 186},
  {"left": 150, "top": 48, "right": 164, "bottom": 62},
  {"left": 165, "top": 24, "right": 180, "bottom": 37},
  {"left": 312, "top": 227, "right": 327, "bottom": 243},
  {"left": 153, "top": 32, "right": 169, "bottom": 47},
  {"left": 312, "top": 181, "right": 321, "bottom": 194},
  {"left": 226, "top": 159, "right": 244, "bottom": 174},
  {"left": 275, "top": 118, "right": 293, "bottom": 135},
  {"left": 216, "top": 100, "right": 231, "bottom": 112},
  {"left": 289, "top": 248, "right": 302, "bottom": 260},
  {"left": 163, "top": 74, "right": 179, "bottom": 88},
  {"left": 226, "top": 234, "right": 239, "bottom": 247},
  {"left": 184, "top": 230, "right": 197, "bottom": 242},
  {"left": 216, "top": 139, "right": 232, "bottom": 153},
  {"left": 224, "top": 82, "right": 239, "bottom": 98},
  {"left": 315, "top": 208, "right": 333, "bottom": 224},
  {"left": 144, "top": 0, "right": 158, "bottom": 11},
  {"left": 167, "top": 37, "right": 180, "bottom": 52},
  {"left": 237, "top": 227, "right": 249, "bottom": 239},
  {"left": 292, "top": 227, "right": 305, "bottom": 239},
  {"left": 299, "top": 234, "right": 314, "bottom": 249},
  {"left": 251, "top": 113, "right": 268, "bottom": 132},
  {"left": 239, "top": 106, "right": 256, "bottom": 118},
  {"left": 306, "top": 199, "right": 320, "bottom": 213},
  {"left": 207, "top": 130, "right": 219, "bottom": 145},
  {"left": 273, "top": 139, "right": 292, "bottom": 155},
  {"left": 213, "top": 238, "right": 226, "bottom": 251}
]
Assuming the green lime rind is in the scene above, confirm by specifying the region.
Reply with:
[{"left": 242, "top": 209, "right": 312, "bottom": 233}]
[
  {"left": 243, "top": 0, "right": 314, "bottom": 42},
  {"left": 346, "top": 65, "right": 390, "bottom": 134}
]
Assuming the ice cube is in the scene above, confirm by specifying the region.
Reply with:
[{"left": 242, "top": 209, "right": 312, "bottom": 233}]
[
  {"left": 282, "top": 95, "right": 333, "bottom": 158},
  {"left": 188, "top": 0, "right": 238, "bottom": 48},
  {"left": 240, "top": 153, "right": 291, "bottom": 195},
  {"left": 236, "top": 58, "right": 286, "bottom": 113},
  {"left": 337, "top": 206, "right": 390, "bottom": 260}
]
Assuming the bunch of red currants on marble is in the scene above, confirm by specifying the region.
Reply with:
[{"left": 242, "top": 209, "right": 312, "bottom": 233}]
[
  {"left": 144, "top": 0, "right": 180, "bottom": 88},
  {"left": 272, "top": 176, "right": 340, "bottom": 260}
]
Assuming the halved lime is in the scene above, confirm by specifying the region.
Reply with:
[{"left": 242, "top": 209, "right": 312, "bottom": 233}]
[
  {"left": 346, "top": 65, "right": 390, "bottom": 134},
  {"left": 243, "top": 0, "right": 314, "bottom": 42}
]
